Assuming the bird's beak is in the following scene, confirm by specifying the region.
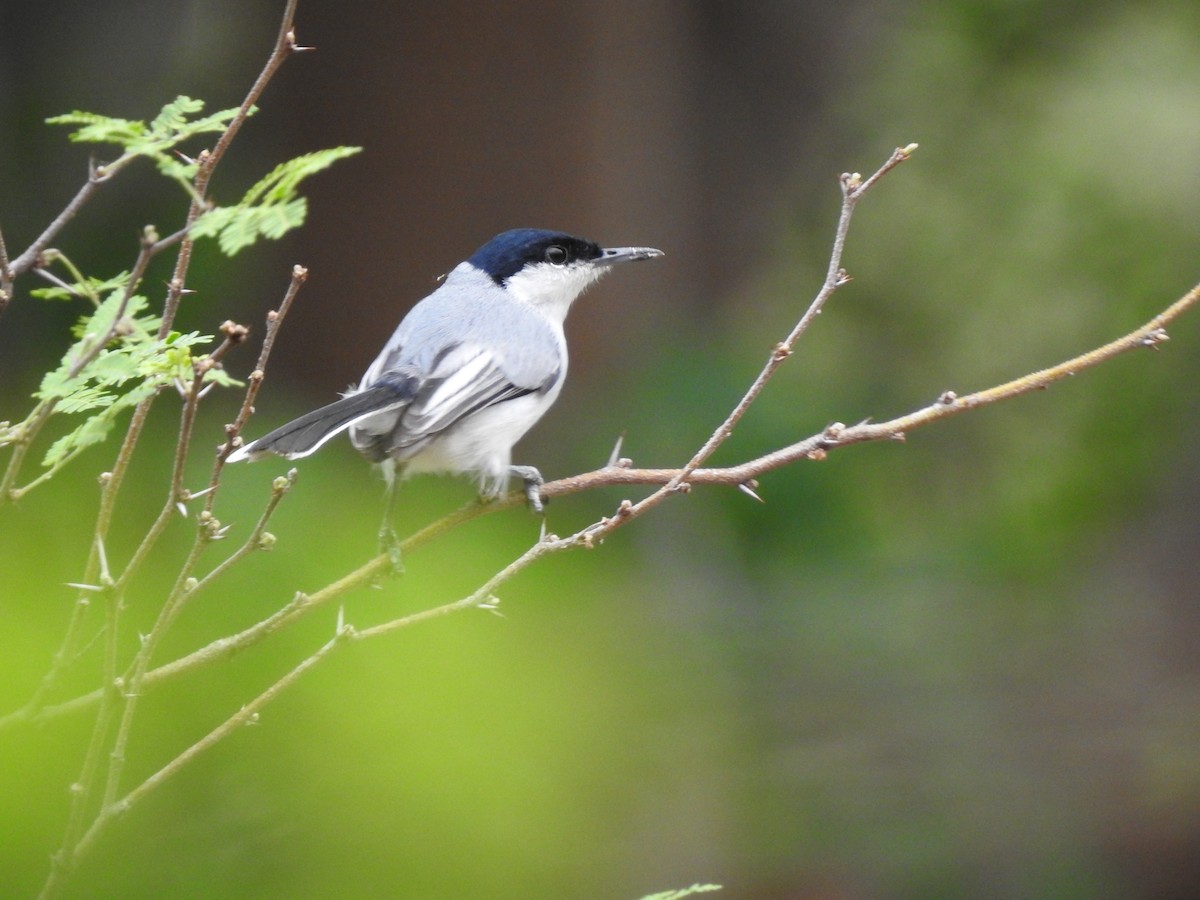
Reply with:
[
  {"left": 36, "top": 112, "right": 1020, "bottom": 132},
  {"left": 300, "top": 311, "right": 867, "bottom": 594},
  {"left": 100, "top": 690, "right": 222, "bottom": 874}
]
[{"left": 595, "top": 246, "right": 665, "bottom": 266}]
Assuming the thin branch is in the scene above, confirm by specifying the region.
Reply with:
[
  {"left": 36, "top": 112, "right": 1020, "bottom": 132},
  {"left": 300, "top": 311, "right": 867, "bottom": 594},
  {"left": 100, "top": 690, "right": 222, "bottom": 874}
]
[
  {"left": 30, "top": 264, "right": 88, "bottom": 299},
  {"left": 507, "top": 146, "right": 911, "bottom": 560},
  {"left": 0, "top": 401, "right": 58, "bottom": 501},
  {"left": 543, "top": 281, "right": 1200, "bottom": 494},
  {"left": 4, "top": 400, "right": 156, "bottom": 730},
  {"left": 204, "top": 263, "right": 308, "bottom": 515},
  {"left": 99, "top": 331, "right": 247, "bottom": 809},
  {"left": 0, "top": 221, "right": 13, "bottom": 315},
  {"left": 531, "top": 144, "right": 916, "bottom": 554},
  {"left": 189, "top": 469, "right": 296, "bottom": 596},
  {"left": 8, "top": 174, "right": 109, "bottom": 284},
  {"left": 227, "top": 265, "right": 308, "bottom": 441},
  {"left": 670, "top": 145, "right": 917, "bottom": 486},
  {"left": 206, "top": 0, "right": 303, "bottom": 178}
]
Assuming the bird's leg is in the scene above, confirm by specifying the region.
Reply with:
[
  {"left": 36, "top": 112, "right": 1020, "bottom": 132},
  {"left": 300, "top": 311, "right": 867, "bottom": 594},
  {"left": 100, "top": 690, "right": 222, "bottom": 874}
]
[
  {"left": 509, "top": 465, "right": 546, "bottom": 516},
  {"left": 378, "top": 461, "right": 404, "bottom": 575}
]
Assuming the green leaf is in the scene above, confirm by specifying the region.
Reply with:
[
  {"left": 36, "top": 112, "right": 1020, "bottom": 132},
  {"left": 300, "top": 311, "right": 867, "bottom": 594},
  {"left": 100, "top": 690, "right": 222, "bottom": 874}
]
[
  {"left": 85, "top": 350, "right": 142, "bottom": 385},
  {"left": 182, "top": 104, "right": 253, "bottom": 136},
  {"left": 201, "top": 368, "right": 244, "bottom": 389},
  {"left": 155, "top": 154, "right": 199, "bottom": 187},
  {"left": 148, "top": 95, "right": 205, "bottom": 136},
  {"left": 40, "top": 379, "right": 159, "bottom": 467},
  {"left": 30, "top": 271, "right": 133, "bottom": 304},
  {"left": 46, "top": 97, "right": 252, "bottom": 184},
  {"left": 53, "top": 385, "right": 116, "bottom": 415},
  {"left": 191, "top": 201, "right": 309, "bottom": 255},
  {"left": 46, "top": 110, "right": 145, "bottom": 146},
  {"left": 241, "top": 146, "right": 362, "bottom": 206},
  {"left": 192, "top": 146, "right": 361, "bottom": 255},
  {"left": 67, "top": 291, "right": 152, "bottom": 341}
]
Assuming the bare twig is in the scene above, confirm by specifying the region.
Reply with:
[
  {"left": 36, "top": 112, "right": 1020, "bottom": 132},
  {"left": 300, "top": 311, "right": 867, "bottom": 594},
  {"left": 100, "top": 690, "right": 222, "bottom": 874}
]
[
  {"left": 673, "top": 145, "right": 918, "bottom": 483},
  {"left": 205, "top": 0, "right": 304, "bottom": 178},
  {"left": 207, "top": 263, "right": 309, "bottom": 508},
  {"left": 154, "top": 0, "right": 304, "bottom": 339},
  {"left": 190, "top": 470, "right": 296, "bottom": 594},
  {"left": 542, "top": 286, "right": 1198, "bottom": 492},
  {"left": 539, "top": 146, "right": 918, "bottom": 553},
  {"left": 0, "top": 221, "right": 13, "bottom": 315},
  {"left": 8, "top": 175, "right": 109, "bottom": 285}
]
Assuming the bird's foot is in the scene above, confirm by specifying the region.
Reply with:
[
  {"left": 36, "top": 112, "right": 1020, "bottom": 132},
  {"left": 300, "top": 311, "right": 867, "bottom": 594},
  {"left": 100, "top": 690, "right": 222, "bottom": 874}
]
[
  {"left": 509, "top": 465, "right": 546, "bottom": 516},
  {"left": 378, "top": 521, "right": 404, "bottom": 577}
]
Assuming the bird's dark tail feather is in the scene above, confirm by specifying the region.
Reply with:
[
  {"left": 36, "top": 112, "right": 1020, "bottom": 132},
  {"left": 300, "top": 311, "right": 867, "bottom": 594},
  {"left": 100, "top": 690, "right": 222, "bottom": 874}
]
[{"left": 228, "top": 382, "right": 411, "bottom": 462}]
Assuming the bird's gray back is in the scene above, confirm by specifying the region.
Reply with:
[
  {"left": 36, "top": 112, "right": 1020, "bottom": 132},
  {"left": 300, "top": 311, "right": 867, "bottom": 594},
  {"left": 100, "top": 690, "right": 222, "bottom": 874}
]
[{"left": 363, "top": 264, "right": 563, "bottom": 391}]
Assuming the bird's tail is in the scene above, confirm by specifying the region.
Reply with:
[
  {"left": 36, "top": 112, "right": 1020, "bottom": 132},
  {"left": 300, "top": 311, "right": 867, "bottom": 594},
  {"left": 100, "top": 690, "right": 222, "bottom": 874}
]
[{"left": 228, "top": 381, "right": 413, "bottom": 462}]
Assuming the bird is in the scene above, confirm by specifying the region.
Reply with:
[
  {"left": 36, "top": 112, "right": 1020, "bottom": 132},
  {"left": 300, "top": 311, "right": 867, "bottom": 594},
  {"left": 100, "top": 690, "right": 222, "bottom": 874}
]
[{"left": 228, "top": 228, "right": 663, "bottom": 532}]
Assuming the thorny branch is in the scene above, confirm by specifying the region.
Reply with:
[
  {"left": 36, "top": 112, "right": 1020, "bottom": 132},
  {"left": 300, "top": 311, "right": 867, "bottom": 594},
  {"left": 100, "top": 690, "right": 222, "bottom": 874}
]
[
  {"left": 544, "top": 278, "right": 1197, "bottom": 495},
  {"left": 206, "top": 263, "right": 309, "bottom": 508},
  {"left": 0, "top": 222, "right": 12, "bottom": 316}
]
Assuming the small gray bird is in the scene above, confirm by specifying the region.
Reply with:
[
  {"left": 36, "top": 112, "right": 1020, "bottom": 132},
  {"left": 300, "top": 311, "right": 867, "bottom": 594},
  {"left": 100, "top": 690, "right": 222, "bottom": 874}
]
[{"left": 229, "top": 228, "right": 662, "bottom": 516}]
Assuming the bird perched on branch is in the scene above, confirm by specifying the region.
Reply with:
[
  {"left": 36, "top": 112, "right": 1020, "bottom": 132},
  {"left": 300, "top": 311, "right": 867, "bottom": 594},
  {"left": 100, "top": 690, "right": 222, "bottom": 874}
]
[{"left": 229, "top": 228, "right": 662, "bottom": 539}]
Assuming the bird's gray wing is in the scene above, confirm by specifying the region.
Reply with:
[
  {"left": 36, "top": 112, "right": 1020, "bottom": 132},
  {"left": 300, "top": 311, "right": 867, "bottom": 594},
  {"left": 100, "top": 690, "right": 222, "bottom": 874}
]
[
  {"left": 389, "top": 340, "right": 557, "bottom": 450},
  {"left": 355, "top": 269, "right": 564, "bottom": 454}
]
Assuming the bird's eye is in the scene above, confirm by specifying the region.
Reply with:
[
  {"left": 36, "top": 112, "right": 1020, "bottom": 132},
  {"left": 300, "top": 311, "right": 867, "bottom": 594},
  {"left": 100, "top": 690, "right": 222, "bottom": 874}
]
[{"left": 545, "top": 245, "right": 568, "bottom": 265}]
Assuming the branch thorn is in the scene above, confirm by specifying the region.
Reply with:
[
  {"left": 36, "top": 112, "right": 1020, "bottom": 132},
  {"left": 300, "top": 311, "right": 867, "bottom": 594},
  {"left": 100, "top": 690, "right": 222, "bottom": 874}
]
[
  {"left": 606, "top": 433, "right": 626, "bottom": 468},
  {"left": 737, "top": 481, "right": 765, "bottom": 503}
]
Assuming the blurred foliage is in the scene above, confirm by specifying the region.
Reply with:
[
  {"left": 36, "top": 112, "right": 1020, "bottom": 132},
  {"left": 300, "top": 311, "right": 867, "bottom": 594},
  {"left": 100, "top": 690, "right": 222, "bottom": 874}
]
[{"left": 3, "top": 1, "right": 1200, "bottom": 898}]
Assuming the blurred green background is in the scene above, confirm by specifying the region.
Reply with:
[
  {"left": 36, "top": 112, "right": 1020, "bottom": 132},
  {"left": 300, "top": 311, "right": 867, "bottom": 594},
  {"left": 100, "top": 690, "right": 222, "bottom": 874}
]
[{"left": 2, "top": 1, "right": 1199, "bottom": 897}]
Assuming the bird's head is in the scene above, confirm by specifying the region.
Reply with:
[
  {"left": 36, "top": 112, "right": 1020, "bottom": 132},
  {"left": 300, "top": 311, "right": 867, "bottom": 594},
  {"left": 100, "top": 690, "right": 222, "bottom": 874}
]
[{"left": 466, "top": 228, "right": 662, "bottom": 320}]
